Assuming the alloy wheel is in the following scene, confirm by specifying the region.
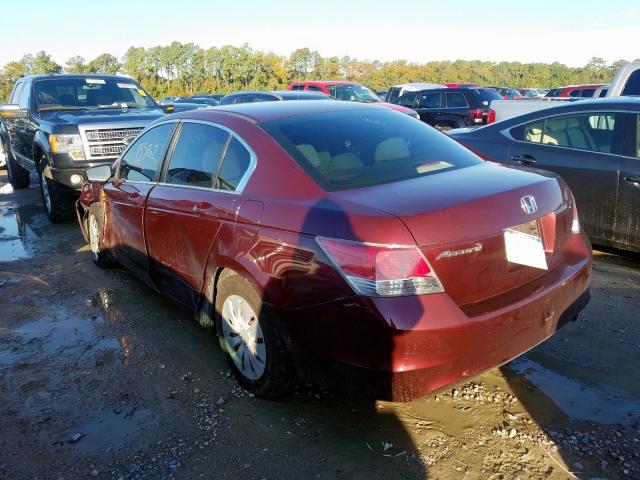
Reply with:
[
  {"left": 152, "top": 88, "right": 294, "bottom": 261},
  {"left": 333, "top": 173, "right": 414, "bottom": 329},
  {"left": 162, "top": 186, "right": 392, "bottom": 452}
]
[{"left": 221, "top": 294, "right": 266, "bottom": 380}]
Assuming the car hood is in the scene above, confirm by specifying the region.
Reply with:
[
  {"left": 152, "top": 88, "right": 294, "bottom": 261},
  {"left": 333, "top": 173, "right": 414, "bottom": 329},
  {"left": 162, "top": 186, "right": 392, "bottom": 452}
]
[{"left": 36, "top": 108, "right": 165, "bottom": 126}]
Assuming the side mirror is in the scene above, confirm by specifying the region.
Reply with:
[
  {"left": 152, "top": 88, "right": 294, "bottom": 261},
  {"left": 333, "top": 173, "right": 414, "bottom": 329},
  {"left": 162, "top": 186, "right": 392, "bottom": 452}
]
[
  {"left": 162, "top": 104, "right": 174, "bottom": 113},
  {"left": 0, "top": 104, "right": 28, "bottom": 119},
  {"left": 86, "top": 164, "right": 112, "bottom": 183}
]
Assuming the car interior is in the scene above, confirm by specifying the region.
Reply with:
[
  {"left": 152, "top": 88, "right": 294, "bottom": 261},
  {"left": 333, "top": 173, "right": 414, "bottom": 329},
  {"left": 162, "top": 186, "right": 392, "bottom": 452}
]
[{"left": 524, "top": 114, "right": 615, "bottom": 153}]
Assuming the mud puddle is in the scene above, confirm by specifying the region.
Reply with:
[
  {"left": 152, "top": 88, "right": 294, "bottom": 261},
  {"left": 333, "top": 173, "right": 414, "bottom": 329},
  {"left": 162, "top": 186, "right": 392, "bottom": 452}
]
[
  {"left": 0, "top": 308, "right": 120, "bottom": 366},
  {"left": 0, "top": 199, "right": 50, "bottom": 262},
  {"left": 510, "top": 357, "right": 640, "bottom": 424}
]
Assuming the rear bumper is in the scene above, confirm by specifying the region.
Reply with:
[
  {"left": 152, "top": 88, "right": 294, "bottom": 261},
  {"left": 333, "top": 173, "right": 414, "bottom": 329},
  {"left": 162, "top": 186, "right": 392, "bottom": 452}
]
[{"left": 278, "top": 236, "right": 591, "bottom": 402}]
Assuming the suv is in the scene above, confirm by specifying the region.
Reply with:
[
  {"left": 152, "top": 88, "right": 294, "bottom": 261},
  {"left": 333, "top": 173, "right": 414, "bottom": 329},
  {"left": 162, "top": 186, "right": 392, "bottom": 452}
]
[
  {"left": 385, "top": 82, "right": 445, "bottom": 103},
  {"left": 0, "top": 74, "right": 166, "bottom": 221},
  {"left": 287, "top": 81, "right": 418, "bottom": 117},
  {"left": 392, "top": 87, "right": 502, "bottom": 130}
]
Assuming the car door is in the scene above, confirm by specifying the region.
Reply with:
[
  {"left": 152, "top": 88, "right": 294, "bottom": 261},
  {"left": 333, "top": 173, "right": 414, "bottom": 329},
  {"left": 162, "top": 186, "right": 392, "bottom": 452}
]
[
  {"left": 145, "top": 121, "right": 255, "bottom": 309},
  {"left": 443, "top": 91, "right": 469, "bottom": 128},
  {"left": 102, "top": 121, "right": 177, "bottom": 284},
  {"left": 616, "top": 112, "right": 640, "bottom": 249},
  {"left": 508, "top": 111, "right": 624, "bottom": 242},
  {"left": 5, "top": 81, "right": 36, "bottom": 169},
  {"left": 415, "top": 91, "right": 444, "bottom": 126}
]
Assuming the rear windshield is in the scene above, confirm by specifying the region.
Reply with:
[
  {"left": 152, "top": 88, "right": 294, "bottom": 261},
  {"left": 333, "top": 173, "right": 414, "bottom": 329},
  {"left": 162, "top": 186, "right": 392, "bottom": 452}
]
[
  {"left": 259, "top": 109, "right": 483, "bottom": 191},
  {"left": 475, "top": 88, "right": 502, "bottom": 105},
  {"left": 34, "top": 77, "right": 156, "bottom": 111}
]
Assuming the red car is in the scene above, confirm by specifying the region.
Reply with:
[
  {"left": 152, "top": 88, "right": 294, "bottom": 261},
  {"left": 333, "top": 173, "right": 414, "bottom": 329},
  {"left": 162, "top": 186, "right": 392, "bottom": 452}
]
[
  {"left": 442, "top": 82, "right": 478, "bottom": 88},
  {"left": 77, "top": 101, "right": 591, "bottom": 402},
  {"left": 287, "top": 80, "right": 419, "bottom": 117},
  {"left": 545, "top": 84, "right": 607, "bottom": 99}
]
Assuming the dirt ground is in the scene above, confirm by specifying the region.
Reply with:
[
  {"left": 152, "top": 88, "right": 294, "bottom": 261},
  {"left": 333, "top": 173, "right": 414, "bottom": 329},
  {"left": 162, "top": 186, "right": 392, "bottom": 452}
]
[{"left": 0, "top": 170, "right": 639, "bottom": 480}]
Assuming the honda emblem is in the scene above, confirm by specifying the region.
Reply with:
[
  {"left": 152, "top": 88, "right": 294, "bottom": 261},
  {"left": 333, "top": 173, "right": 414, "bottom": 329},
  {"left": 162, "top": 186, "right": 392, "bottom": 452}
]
[{"left": 520, "top": 195, "right": 537, "bottom": 215}]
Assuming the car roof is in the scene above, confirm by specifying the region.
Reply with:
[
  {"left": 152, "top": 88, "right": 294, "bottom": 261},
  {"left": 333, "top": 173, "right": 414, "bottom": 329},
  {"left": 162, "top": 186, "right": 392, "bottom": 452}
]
[
  {"left": 391, "top": 82, "right": 446, "bottom": 90},
  {"left": 166, "top": 100, "right": 384, "bottom": 123},
  {"left": 290, "top": 80, "right": 357, "bottom": 86},
  {"left": 19, "top": 73, "right": 136, "bottom": 82}
]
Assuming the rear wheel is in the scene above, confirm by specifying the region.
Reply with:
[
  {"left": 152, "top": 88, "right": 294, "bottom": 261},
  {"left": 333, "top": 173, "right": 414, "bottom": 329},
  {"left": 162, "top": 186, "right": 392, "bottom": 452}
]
[
  {"left": 37, "top": 158, "right": 74, "bottom": 222},
  {"left": 215, "top": 273, "right": 294, "bottom": 397},
  {"left": 4, "top": 144, "right": 30, "bottom": 189},
  {"left": 87, "top": 203, "right": 116, "bottom": 268}
]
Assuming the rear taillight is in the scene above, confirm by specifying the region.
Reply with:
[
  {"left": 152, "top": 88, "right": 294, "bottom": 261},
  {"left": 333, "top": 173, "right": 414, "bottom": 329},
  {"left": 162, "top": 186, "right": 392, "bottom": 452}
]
[
  {"left": 487, "top": 108, "right": 496, "bottom": 124},
  {"left": 316, "top": 237, "right": 444, "bottom": 297},
  {"left": 468, "top": 108, "right": 484, "bottom": 124}
]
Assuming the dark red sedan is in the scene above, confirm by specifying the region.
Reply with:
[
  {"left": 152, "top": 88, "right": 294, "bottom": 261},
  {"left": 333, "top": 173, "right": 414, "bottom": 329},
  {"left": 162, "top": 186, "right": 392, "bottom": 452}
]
[{"left": 77, "top": 101, "right": 592, "bottom": 402}]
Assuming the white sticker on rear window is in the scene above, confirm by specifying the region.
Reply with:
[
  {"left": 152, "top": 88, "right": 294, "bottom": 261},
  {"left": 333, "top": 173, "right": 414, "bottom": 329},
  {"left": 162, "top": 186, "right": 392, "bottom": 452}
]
[
  {"left": 85, "top": 78, "right": 105, "bottom": 84},
  {"left": 117, "top": 83, "right": 137, "bottom": 89},
  {"left": 416, "top": 161, "right": 452, "bottom": 174}
]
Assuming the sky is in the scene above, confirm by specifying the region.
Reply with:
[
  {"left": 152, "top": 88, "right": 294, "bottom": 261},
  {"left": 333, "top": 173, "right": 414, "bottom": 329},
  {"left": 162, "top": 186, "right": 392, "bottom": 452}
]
[{"left": 2, "top": 0, "right": 639, "bottom": 68}]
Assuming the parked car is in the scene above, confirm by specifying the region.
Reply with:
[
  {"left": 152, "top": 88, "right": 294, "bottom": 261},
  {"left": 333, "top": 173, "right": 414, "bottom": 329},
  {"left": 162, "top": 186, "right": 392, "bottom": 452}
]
[
  {"left": 442, "top": 82, "right": 477, "bottom": 88},
  {"left": 544, "top": 84, "right": 607, "bottom": 100},
  {"left": 392, "top": 87, "right": 502, "bottom": 130},
  {"left": 376, "top": 90, "right": 387, "bottom": 101},
  {"left": 385, "top": 82, "right": 446, "bottom": 104},
  {"left": 0, "top": 74, "right": 166, "bottom": 221},
  {"left": 184, "top": 97, "right": 220, "bottom": 106},
  {"left": 450, "top": 97, "right": 640, "bottom": 252},
  {"left": 518, "top": 88, "right": 544, "bottom": 98},
  {"left": 190, "top": 93, "right": 224, "bottom": 101},
  {"left": 488, "top": 87, "right": 523, "bottom": 100},
  {"left": 77, "top": 101, "right": 591, "bottom": 402},
  {"left": 607, "top": 62, "right": 640, "bottom": 97},
  {"left": 159, "top": 96, "right": 180, "bottom": 105},
  {"left": 219, "top": 91, "right": 331, "bottom": 105},
  {"left": 287, "top": 81, "right": 419, "bottom": 118}
]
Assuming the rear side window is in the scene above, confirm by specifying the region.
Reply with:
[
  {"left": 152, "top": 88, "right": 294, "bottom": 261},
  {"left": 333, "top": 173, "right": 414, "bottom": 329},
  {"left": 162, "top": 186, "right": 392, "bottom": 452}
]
[
  {"left": 580, "top": 88, "right": 595, "bottom": 97},
  {"left": 165, "top": 123, "right": 230, "bottom": 188},
  {"left": 446, "top": 92, "right": 469, "bottom": 108},
  {"left": 308, "top": 85, "right": 323, "bottom": 92},
  {"left": 418, "top": 92, "right": 443, "bottom": 108},
  {"left": 119, "top": 123, "right": 175, "bottom": 182},
  {"left": 518, "top": 113, "right": 617, "bottom": 154},
  {"left": 569, "top": 89, "right": 581, "bottom": 97},
  {"left": 622, "top": 70, "right": 640, "bottom": 96},
  {"left": 260, "top": 109, "right": 483, "bottom": 191},
  {"left": 215, "top": 137, "right": 252, "bottom": 191},
  {"left": 396, "top": 92, "right": 417, "bottom": 108}
]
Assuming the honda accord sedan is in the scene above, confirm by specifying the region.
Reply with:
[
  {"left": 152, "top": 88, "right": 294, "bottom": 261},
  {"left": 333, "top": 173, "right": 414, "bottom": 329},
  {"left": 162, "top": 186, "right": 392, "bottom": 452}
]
[{"left": 77, "top": 101, "right": 592, "bottom": 402}]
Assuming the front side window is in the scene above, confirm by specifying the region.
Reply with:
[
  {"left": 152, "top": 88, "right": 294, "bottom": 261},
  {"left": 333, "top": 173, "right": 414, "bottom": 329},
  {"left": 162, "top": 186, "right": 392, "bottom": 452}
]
[
  {"left": 418, "top": 92, "right": 443, "bottom": 108},
  {"left": 260, "top": 109, "right": 482, "bottom": 191},
  {"left": 446, "top": 92, "right": 469, "bottom": 108},
  {"left": 580, "top": 88, "right": 595, "bottom": 97},
  {"left": 18, "top": 82, "right": 31, "bottom": 109},
  {"left": 308, "top": 85, "right": 323, "bottom": 92},
  {"left": 165, "top": 123, "right": 230, "bottom": 188},
  {"left": 519, "top": 113, "right": 617, "bottom": 154},
  {"left": 119, "top": 123, "right": 175, "bottom": 182},
  {"left": 396, "top": 92, "right": 417, "bottom": 108},
  {"left": 569, "top": 89, "right": 582, "bottom": 98},
  {"left": 215, "top": 137, "right": 252, "bottom": 191},
  {"left": 290, "top": 85, "right": 305, "bottom": 91},
  {"left": 10, "top": 82, "right": 23, "bottom": 104}
]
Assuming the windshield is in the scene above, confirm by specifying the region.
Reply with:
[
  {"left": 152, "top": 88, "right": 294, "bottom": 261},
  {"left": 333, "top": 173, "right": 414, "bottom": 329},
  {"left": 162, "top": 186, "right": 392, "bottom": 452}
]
[
  {"left": 260, "top": 109, "right": 482, "bottom": 191},
  {"left": 326, "top": 84, "right": 381, "bottom": 103},
  {"left": 34, "top": 78, "right": 156, "bottom": 111}
]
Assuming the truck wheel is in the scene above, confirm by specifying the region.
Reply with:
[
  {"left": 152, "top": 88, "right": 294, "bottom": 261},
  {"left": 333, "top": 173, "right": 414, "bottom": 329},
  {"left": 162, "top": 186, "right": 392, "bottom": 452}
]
[
  {"left": 4, "top": 144, "right": 30, "bottom": 189},
  {"left": 87, "top": 203, "right": 116, "bottom": 268},
  {"left": 37, "top": 159, "right": 74, "bottom": 222},
  {"left": 215, "top": 272, "right": 295, "bottom": 398}
]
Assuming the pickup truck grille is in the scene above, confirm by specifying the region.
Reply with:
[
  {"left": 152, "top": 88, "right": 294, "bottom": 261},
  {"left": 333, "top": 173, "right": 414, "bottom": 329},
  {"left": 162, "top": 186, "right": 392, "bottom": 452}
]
[{"left": 80, "top": 126, "right": 145, "bottom": 161}]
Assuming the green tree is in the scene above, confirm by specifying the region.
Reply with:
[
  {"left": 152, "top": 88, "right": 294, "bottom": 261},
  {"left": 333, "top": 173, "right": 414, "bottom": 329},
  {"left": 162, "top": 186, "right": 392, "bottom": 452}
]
[
  {"left": 31, "top": 51, "right": 62, "bottom": 74},
  {"left": 87, "top": 53, "right": 121, "bottom": 74},
  {"left": 65, "top": 55, "right": 88, "bottom": 73}
]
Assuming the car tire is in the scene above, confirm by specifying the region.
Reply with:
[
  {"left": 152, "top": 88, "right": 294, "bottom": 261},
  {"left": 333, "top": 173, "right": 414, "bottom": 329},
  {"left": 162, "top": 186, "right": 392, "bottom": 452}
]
[
  {"left": 87, "top": 203, "right": 116, "bottom": 268},
  {"left": 4, "top": 144, "right": 30, "bottom": 189},
  {"left": 37, "top": 158, "right": 74, "bottom": 222},
  {"left": 215, "top": 272, "right": 294, "bottom": 397}
]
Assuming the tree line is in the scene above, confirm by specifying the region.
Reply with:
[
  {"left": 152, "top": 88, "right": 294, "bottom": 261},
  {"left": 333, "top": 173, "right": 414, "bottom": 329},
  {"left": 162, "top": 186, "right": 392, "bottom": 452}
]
[{"left": 0, "top": 42, "right": 635, "bottom": 102}]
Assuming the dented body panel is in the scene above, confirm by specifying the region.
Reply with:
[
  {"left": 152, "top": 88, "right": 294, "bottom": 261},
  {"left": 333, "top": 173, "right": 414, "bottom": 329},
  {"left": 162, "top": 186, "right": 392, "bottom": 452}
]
[{"left": 77, "top": 101, "right": 592, "bottom": 401}]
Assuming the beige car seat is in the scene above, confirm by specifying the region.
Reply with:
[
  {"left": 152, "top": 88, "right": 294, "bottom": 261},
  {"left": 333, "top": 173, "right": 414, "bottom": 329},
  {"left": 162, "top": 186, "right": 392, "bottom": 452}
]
[{"left": 375, "top": 137, "right": 410, "bottom": 163}]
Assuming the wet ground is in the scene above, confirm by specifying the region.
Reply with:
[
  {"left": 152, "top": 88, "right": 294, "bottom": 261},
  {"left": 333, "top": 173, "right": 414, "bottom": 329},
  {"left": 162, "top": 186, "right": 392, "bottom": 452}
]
[{"left": 0, "top": 169, "right": 638, "bottom": 480}]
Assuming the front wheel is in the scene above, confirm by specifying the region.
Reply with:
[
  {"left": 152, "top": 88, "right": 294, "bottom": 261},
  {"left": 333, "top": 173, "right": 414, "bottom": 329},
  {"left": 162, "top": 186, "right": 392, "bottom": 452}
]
[
  {"left": 37, "top": 160, "right": 74, "bottom": 222},
  {"left": 87, "top": 203, "right": 116, "bottom": 268},
  {"left": 215, "top": 273, "right": 294, "bottom": 397}
]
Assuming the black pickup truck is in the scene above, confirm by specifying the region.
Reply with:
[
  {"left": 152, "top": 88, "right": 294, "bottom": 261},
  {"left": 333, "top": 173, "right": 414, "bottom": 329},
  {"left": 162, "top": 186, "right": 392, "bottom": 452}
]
[{"left": 0, "top": 74, "right": 167, "bottom": 221}]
